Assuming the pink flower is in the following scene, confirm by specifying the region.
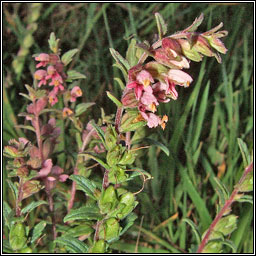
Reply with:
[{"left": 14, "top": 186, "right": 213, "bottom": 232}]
[
  {"left": 136, "top": 70, "right": 154, "bottom": 87},
  {"left": 168, "top": 69, "right": 193, "bottom": 87},
  {"left": 152, "top": 82, "right": 170, "bottom": 103},
  {"left": 70, "top": 86, "right": 82, "bottom": 102},
  {"left": 48, "top": 90, "right": 58, "bottom": 106},
  {"left": 140, "top": 90, "right": 159, "bottom": 113},
  {"left": 62, "top": 107, "right": 73, "bottom": 118},
  {"left": 34, "top": 70, "right": 48, "bottom": 87},
  {"left": 140, "top": 112, "right": 161, "bottom": 128},
  {"left": 35, "top": 53, "right": 50, "bottom": 68}
]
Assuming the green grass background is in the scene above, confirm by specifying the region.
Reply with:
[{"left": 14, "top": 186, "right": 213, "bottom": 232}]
[{"left": 3, "top": 3, "right": 253, "bottom": 253}]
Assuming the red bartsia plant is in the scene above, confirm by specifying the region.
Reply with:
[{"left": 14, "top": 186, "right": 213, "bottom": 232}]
[{"left": 4, "top": 13, "right": 250, "bottom": 254}]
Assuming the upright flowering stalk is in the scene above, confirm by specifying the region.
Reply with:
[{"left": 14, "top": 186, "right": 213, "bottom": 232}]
[
  {"left": 119, "top": 13, "right": 227, "bottom": 131},
  {"left": 3, "top": 13, "right": 230, "bottom": 254}
]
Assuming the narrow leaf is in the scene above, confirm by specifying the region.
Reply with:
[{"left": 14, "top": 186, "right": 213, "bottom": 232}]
[
  {"left": 110, "top": 48, "right": 130, "bottom": 70},
  {"left": 79, "top": 153, "right": 110, "bottom": 170},
  {"left": 55, "top": 236, "right": 88, "bottom": 253},
  {"left": 21, "top": 200, "right": 48, "bottom": 215},
  {"left": 155, "top": 12, "right": 167, "bottom": 39},
  {"left": 75, "top": 103, "right": 95, "bottom": 117},
  {"left": 106, "top": 91, "right": 123, "bottom": 107},
  {"left": 3, "top": 201, "right": 13, "bottom": 229},
  {"left": 88, "top": 120, "right": 107, "bottom": 148},
  {"left": 69, "top": 175, "right": 97, "bottom": 199},
  {"left": 237, "top": 138, "right": 251, "bottom": 167},
  {"left": 183, "top": 13, "right": 204, "bottom": 33},
  {"left": 66, "top": 70, "right": 86, "bottom": 81},
  {"left": 63, "top": 205, "right": 102, "bottom": 222},
  {"left": 15, "top": 125, "right": 35, "bottom": 132},
  {"left": 61, "top": 49, "right": 79, "bottom": 66},
  {"left": 183, "top": 218, "right": 201, "bottom": 245},
  {"left": 31, "top": 221, "right": 47, "bottom": 244}
]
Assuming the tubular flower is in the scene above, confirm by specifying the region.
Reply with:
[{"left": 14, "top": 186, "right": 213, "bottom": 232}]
[
  {"left": 70, "top": 86, "right": 83, "bottom": 102},
  {"left": 34, "top": 70, "right": 48, "bottom": 87},
  {"left": 35, "top": 53, "right": 50, "bottom": 68}
]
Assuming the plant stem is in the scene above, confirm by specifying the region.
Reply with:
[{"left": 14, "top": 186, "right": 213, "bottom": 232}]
[
  {"left": 67, "top": 128, "right": 95, "bottom": 212},
  {"left": 34, "top": 114, "right": 44, "bottom": 161},
  {"left": 197, "top": 162, "right": 253, "bottom": 253},
  {"left": 45, "top": 188, "right": 57, "bottom": 240},
  {"left": 114, "top": 107, "right": 123, "bottom": 134}
]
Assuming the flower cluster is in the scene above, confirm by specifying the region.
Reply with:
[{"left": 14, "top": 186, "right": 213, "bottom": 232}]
[
  {"left": 121, "top": 18, "right": 227, "bottom": 130},
  {"left": 34, "top": 53, "right": 82, "bottom": 106}
]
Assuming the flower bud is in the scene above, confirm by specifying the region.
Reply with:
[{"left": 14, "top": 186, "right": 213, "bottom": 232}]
[
  {"left": 193, "top": 35, "right": 214, "bottom": 57},
  {"left": 9, "top": 222, "right": 27, "bottom": 251},
  {"left": 121, "top": 89, "right": 138, "bottom": 108},
  {"left": 177, "top": 39, "right": 203, "bottom": 62},
  {"left": 162, "top": 38, "right": 182, "bottom": 58}
]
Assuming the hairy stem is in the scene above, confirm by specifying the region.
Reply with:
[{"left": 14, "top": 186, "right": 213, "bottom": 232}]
[{"left": 197, "top": 162, "right": 253, "bottom": 253}]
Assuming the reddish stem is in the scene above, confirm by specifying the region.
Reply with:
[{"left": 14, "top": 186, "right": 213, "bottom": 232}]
[
  {"left": 67, "top": 129, "right": 95, "bottom": 212},
  {"left": 34, "top": 114, "right": 44, "bottom": 162},
  {"left": 197, "top": 162, "right": 253, "bottom": 253}
]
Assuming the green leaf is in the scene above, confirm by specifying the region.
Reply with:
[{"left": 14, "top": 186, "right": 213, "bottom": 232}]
[
  {"left": 19, "top": 93, "right": 32, "bottom": 101},
  {"left": 222, "top": 239, "right": 237, "bottom": 253},
  {"left": 69, "top": 175, "right": 97, "bottom": 199},
  {"left": 63, "top": 205, "right": 102, "bottom": 222},
  {"left": 31, "top": 221, "right": 47, "bottom": 244},
  {"left": 80, "top": 153, "right": 110, "bottom": 170},
  {"left": 55, "top": 236, "right": 88, "bottom": 253},
  {"left": 48, "top": 32, "right": 59, "bottom": 53},
  {"left": 214, "top": 177, "right": 230, "bottom": 209},
  {"left": 75, "top": 103, "right": 95, "bottom": 117},
  {"left": 155, "top": 12, "right": 167, "bottom": 39},
  {"left": 114, "top": 77, "right": 125, "bottom": 90},
  {"left": 21, "top": 200, "right": 48, "bottom": 215},
  {"left": 88, "top": 121, "right": 107, "bottom": 148},
  {"left": 215, "top": 215, "right": 238, "bottom": 236},
  {"left": 15, "top": 125, "right": 35, "bottom": 133},
  {"left": 106, "top": 91, "right": 123, "bottom": 107},
  {"left": 110, "top": 48, "right": 130, "bottom": 71},
  {"left": 113, "top": 63, "right": 128, "bottom": 81},
  {"left": 3, "top": 201, "right": 14, "bottom": 229},
  {"left": 182, "top": 218, "right": 201, "bottom": 245},
  {"left": 235, "top": 195, "right": 253, "bottom": 204},
  {"left": 183, "top": 13, "right": 204, "bottom": 33},
  {"left": 61, "top": 49, "right": 79, "bottom": 66},
  {"left": 66, "top": 70, "right": 86, "bottom": 82},
  {"left": 119, "top": 212, "right": 137, "bottom": 236},
  {"left": 237, "top": 138, "right": 251, "bottom": 167},
  {"left": 6, "top": 180, "right": 18, "bottom": 200},
  {"left": 64, "top": 225, "right": 94, "bottom": 238},
  {"left": 239, "top": 170, "right": 253, "bottom": 192},
  {"left": 126, "top": 38, "right": 138, "bottom": 67}
]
